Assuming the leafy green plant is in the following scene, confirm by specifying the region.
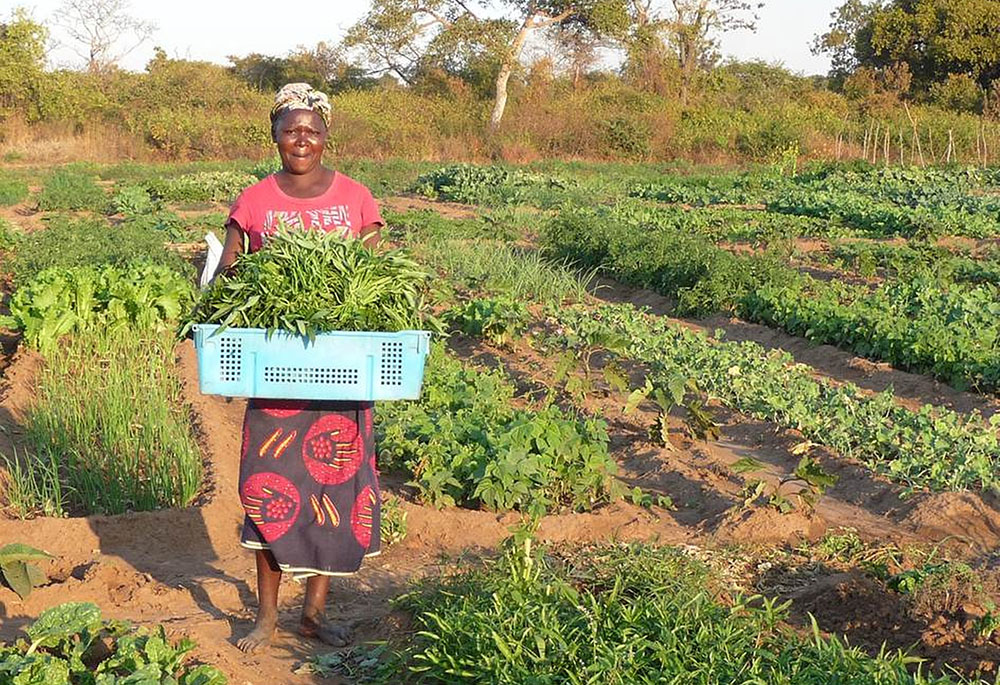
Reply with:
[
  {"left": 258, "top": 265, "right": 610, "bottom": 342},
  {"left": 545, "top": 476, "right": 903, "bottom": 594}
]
[
  {"left": 624, "top": 374, "right": 721, "bottom": 445},
  {"left": 144, "top": 170, "right": 255, "bottom": 204},
  {"left": 0, "top": 544, "right": 52, "bottom": 600},
  {"left": 377, "top": 345, "right": 619, "bottom": 515},
  {"left": 2, "top": 263, "right": 194, "bottom": 353},
  {"left": 1, "top": 602, "right": 226, "bottom": 683},
  {"left": 411, "top": 164, "right": 570, "bottom": 206},
  {"left": 189, "top": 230, "right": 437, "bottom": 337},
  {"left": 735, "top": 452, "right": 839, "bottom": 514},
  {"left": 445, "top": 297, "right": 529, "bottom": 347},
  {"left": 37, "top": 168, "right": 107, "bottom": 211},
  {"left": 548, "top": 323, "right": 629, "bottom": 405},
  {"left": 110, "top": 184, "right": 158, "bottom": 216}
]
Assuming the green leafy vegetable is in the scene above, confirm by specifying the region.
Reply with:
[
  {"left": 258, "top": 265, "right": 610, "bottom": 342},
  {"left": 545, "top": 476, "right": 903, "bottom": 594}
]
[{"left": 190, "top": 230, "right": 436, "bottom": 336}]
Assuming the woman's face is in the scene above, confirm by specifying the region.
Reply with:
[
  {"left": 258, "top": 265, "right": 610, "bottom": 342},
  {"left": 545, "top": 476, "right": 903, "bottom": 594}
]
[{"left": 274, "top": 109, "right": 328, "bottom": 176}]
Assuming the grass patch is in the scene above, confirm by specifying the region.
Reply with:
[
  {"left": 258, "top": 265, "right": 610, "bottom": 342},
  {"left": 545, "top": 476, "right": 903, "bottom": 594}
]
[
  {"left": 414, "top": 236, "right": 595, "bottom": 305},
  {"left": 5, "top": 328, "right": 202, "bottom": 516},
  {"left": 0, "top": 175, "right": 29, "bottom": 206},
  {"left": 37, "top": 168, "right": 107, "bottom": 212}
]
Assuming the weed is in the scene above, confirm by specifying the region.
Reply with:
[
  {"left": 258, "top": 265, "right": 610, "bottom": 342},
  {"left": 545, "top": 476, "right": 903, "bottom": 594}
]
[
  {"left": 391, "top": 540, "right": 968, "bottom": 683},
  {"left": 381, "top": 495, "right": 408, "bottom": 546}
]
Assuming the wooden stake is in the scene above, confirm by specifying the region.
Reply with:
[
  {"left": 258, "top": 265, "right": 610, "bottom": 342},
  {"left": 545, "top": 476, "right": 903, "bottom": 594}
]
[{"left": 903, "top": 102, "right": 924, "bottom": 166}]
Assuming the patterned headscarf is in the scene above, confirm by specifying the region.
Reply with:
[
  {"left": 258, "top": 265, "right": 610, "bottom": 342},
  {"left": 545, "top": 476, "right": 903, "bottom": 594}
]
[{"left": 270, "top": 82, "right": 332, "bottom": 130}]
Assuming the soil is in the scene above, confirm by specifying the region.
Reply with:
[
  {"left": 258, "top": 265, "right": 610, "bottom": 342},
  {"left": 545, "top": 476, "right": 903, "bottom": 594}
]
[
  {"left": 379, "top": 194, "right": 480, "bottom": 220},
  {"left": 3, "top": 201, "right": 1000, "bottom": 682}
]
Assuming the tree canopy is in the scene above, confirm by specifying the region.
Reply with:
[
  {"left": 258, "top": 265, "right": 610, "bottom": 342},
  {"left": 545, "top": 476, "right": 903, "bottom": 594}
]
[{"left": 815, "top": 0, "right": 1000, "bottom": 107}]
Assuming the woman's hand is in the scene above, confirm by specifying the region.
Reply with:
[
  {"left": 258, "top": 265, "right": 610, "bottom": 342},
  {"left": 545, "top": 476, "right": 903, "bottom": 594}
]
[{"left": 214, "top": 221, "right": 245, "bottom": 281}]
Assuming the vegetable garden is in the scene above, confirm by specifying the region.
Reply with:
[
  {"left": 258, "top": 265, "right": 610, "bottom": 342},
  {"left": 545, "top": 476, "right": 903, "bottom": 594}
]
[{"left": 2, "top": 159, "right": 1000, "bottom": 683}]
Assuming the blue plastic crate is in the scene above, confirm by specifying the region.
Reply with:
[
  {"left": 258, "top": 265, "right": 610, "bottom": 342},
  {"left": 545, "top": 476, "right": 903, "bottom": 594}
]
[{"left": 192, "top": 324, "right": 431, "bottom": 401}]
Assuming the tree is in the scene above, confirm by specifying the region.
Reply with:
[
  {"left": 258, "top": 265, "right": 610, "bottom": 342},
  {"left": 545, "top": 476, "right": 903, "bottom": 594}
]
[
  {"left": 815, "top": 0, "right": 1000, "bottom": 98},
  {"left": 810, "top": 0, "right": 877, "bottom": 85},
  {"left": 667, "top": 0, "right": 762, "bottom": 105},
  {"left": 229, "top": 44, "right": 377, "bottom": 95},
  {"left": 621, "top": 0, "right": 762, "bottom": 105},
  {"left": 51, "top": 0, "right": 155, "bottom": 73},
  {"left": 0, "top": 9, "right": 47, "bottom": 118},
  {"left": 344, "top": 0, "right": 630, "bottom": 133}
]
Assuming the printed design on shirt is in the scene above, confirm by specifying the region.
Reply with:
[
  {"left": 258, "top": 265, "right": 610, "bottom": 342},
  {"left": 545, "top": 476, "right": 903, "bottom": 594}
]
[{"left": 263, "top": 206, "right": 352, "bottom": 237}]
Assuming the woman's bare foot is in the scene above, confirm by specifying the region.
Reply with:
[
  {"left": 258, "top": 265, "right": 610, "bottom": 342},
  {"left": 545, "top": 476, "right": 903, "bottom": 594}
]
[
  {"left": 237, "top": 609, "right": 278, "bottom": 653},
  {"left": 299, "top": 614, "right": 353, "bottom": 647}
]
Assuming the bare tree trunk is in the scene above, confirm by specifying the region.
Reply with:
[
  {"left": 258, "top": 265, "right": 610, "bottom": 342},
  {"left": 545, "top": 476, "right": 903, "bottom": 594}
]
[{"left": 489, "top": 21, "right": 533, "bottom": 135}]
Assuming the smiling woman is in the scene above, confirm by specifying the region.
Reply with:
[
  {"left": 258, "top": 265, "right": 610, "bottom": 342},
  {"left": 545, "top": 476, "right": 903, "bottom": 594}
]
[{"left": 211, "top": 82, "right": 385, "bottom": 655}]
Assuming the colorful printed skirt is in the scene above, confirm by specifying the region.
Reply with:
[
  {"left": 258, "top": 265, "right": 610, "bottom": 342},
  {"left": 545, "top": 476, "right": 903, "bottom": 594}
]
[{"left": 238, "top": 399, "right": 381, "bottom": 579}]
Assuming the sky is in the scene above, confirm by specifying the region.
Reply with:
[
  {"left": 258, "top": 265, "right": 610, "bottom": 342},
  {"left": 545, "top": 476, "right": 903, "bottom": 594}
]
[{"left": 10, "top": 0, "right": 842, "bottom": 76}]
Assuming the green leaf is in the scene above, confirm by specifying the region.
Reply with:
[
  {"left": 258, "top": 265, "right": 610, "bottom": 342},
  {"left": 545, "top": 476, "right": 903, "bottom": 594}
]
[
  {"left": 623, "top": 379, "right": 652, "bottom": 415},
  {"left": 26, "top": 602, "right": 102, "bottom": 654},
  {"left": 0, "top": 543, "right": 53, "bottom": 565},
  {"left": 1, "top": 561, "right": 33, "bottom": 600},
  {"left": 730, "top": 457, "right": 763, "bottom": 474}
]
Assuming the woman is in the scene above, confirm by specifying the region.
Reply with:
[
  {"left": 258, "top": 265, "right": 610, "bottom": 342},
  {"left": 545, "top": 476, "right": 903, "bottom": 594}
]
[{"left": 215, "top": 83, "right": 384, "bottom": 654}]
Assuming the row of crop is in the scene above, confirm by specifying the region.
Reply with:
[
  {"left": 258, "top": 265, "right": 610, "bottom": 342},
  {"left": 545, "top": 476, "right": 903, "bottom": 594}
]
[
  {"left": 766, "top": 188, "right": 1000, "bottom": 239},
  {"left": 547, "top": 303, "right": 1000, "bottom": 494},
  {"left": 813, "top": 239, "right": 1000, "bottom": 286},
  {"left": 545, "top": 206, "right": 1000, "bottom": 394},
  {"left": 627, "top": 163, "right": 1000, "bottom": 239},
  {"left": 377, "top": 344, "right": 620, "bottom": 515},
  {"left": 385, "top": 540, "right": 979, "bottom": 684},
  {"left": 392, "top": 207, "right": 1000, "bottom": 494},
  {"left": 0, "top": 215, "right": 205, "bottom": 517},
  {"left": 409, "top": 161, "right": 1000, "bottom": 239}
]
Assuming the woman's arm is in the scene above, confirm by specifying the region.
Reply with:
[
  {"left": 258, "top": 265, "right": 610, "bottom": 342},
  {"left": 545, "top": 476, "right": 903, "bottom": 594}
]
[
  {"left": 360, "top": 223, "right": 382, "bottom": 250},
  {"left": 213, "top": 220, "right": 244, "bottom": 280}
]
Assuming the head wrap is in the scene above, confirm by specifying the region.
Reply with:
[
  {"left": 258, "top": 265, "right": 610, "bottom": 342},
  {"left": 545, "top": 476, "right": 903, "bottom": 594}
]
[{"left": 270, "top": 82, "right": 332, "bottom": 130}]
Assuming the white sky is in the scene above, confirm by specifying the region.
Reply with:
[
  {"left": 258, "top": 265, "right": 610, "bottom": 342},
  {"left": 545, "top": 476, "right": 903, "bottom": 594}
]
[{"left": 8, "top": 0, "right": 841, "bottom": 76}]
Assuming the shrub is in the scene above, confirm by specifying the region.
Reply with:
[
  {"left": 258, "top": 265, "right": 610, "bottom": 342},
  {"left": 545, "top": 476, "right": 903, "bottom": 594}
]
[{"left": 601, "top": 115, "right": 653, "bottom": 159}]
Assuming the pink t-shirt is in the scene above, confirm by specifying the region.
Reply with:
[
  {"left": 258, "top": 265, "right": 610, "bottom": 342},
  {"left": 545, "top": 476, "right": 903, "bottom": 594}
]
[{"left": 228, "top": 172, "right": 384, "bottom": 252}]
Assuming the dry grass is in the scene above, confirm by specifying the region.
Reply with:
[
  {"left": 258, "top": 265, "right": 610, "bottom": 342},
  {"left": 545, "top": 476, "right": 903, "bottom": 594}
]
[{"left": 0, "top": 118, "right": 151, "bottom": 164}]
